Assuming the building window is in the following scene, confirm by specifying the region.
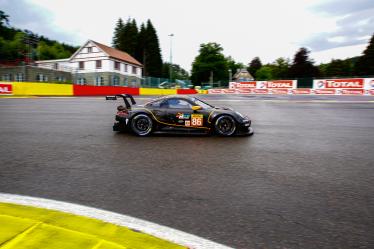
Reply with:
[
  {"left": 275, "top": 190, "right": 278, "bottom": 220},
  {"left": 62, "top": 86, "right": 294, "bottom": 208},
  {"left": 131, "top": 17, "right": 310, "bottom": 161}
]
[
  {"left": 2, "top": 74, "right": 12, "bottom": 81},
  {"left": 77, "top": 78, "right": 86, "bottom": 85},
  {"left": 79, "top": 61, "right": 85, "bottom": 70},
  {"left": 124, "top": 64, "right": 128, "bottom": 72},
  {"left": 132, "top": 66, "right": 137, "bottom": 74},
  {"left": 111, "top": 75, "right": 120, "bottom": 86},
  {"left": 55, "top": 76, "right": 65, "bottom": 82},
  {"left": 53, "top": 63, "right": 58, "bottom": 70},
  {"left": 96, "top": 60, "right": 102, "bottom": 69},
  {"left": 15, "top": 73, "right": 24, "bottom": 82},
  {"left": 95, "top": 76, "right": 104, "bottom": 86},
  {"left": 123, "top": 77, "right": 128, "bottom": 85},
  {"left": 114, "top": 61, "right": 120, "bottom": 70},
  {"left": 36, "top": 74, "right": 47, "bottom": 82},
  {"left": 87, "top": 47, "right": 92, "bottom": 53}
]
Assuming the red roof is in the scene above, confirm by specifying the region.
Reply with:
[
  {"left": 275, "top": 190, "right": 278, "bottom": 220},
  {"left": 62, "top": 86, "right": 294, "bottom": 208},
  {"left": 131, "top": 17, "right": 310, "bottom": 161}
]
[{"left": 92, "top": 41, "right": 142, "bottom": 67}]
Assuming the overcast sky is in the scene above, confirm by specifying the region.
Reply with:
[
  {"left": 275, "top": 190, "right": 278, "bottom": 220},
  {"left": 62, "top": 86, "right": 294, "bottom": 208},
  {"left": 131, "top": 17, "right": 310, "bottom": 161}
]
[{"left": 1, "top": 0, "right": 373, "bottom": 70}]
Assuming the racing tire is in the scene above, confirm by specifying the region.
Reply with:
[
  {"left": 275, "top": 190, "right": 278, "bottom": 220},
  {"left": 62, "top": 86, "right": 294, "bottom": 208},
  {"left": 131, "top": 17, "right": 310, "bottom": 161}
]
[
  {"left": 214, "top": 115, "right": 236, "bottom": 136},
  {"left": 131, "top": 114, "right": 153, "bottom": 136}
]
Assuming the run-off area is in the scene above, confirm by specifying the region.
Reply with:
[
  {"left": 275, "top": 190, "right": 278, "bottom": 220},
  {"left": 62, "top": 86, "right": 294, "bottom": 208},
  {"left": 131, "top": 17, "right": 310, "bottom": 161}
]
[{"left": 0, "top": 95, "right": 373, "bottom": 249}]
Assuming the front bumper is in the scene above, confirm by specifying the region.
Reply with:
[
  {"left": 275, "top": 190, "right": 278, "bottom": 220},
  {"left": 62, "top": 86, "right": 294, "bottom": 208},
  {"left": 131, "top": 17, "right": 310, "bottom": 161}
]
[{"left": 236, "top": 119, "right": 254, "bottom": 136}]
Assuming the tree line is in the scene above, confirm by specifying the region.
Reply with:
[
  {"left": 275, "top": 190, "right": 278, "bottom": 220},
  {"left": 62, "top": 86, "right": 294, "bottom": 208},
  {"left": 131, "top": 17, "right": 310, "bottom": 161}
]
[
  {"left": 0, "top": 10, "right": 78, "bottom": 63},
  {"left": 191, "top": 34, "right": 374, "bottom": 85}
]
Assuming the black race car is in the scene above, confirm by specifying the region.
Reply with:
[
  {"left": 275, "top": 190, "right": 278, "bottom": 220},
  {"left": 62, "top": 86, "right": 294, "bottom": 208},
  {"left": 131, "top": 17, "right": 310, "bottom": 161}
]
[{"left": 106, "top": 94, "right": 254, "bottom": 136}]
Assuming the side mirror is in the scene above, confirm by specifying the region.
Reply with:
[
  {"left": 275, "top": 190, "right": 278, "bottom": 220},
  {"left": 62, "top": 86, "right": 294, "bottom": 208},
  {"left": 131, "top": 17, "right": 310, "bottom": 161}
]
[{"left": 192, "top": 106, "right": 202, "bottom": 111}]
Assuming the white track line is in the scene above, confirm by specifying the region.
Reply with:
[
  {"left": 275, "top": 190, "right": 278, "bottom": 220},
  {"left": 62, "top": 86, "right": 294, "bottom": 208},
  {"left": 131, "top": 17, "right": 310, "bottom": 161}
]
[{"left": 0, "top": 193, "right": 232, "bottom": 249}]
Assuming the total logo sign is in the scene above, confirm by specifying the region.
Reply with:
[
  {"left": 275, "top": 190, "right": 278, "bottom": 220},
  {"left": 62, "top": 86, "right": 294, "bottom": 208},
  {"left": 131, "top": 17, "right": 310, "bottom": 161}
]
[
  {"left": 258, "top": 80, "right": 296, "bottom": 89},
  {"left": 315, "top": 78, "right": 364, "bottom": 89},
  {"left": 0, "top": 83, "right": 13, "bottom": 95}
]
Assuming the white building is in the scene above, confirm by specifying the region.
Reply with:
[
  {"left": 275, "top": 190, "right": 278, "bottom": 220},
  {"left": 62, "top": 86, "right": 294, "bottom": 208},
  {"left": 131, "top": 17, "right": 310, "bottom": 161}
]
[{"left": 36, "top": 40, "right": 143, "bottom": 86}]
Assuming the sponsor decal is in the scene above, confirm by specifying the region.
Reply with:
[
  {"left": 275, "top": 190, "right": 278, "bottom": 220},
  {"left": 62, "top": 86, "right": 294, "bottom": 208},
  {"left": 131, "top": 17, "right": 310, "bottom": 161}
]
[
  {"left": 314, "top": 89, "right": 336, "bottom": 94},
  {"left": 270, "top": 89, "right": 289, "bottom": 94},
  {"left": 366, "top": 90, "right": 374, "bottom": 95},
  {"left": 340, "top": 89, "right": 364, "bottom": 95},
  {"left": 0, "top": 83, "right": 13, "bottom": 95},
  {"left": 236, "top": 89, "right": 252, "bottom": 94},
  {"left": 191, "top": 114, "right": 203, "bottom": 126},
  {"left": 252, "top": 89, "right": 269, "bottom": 94},
  {"left": 370, "top": 80, "right": 374, "bottom": 89},
  {"left": 323, "top": 78, "right": 364, "bottom": 89},
  {"left": 234, "top": 81, "right": 257, "bottom": 89},
  {"left": 292, "top": 89, "right": 311, "bottom": 94},
  {"left": 176, "top": 113, "right": 190, "bottom": 119},
  {"left": 222, "top": 89, "right": 236, "bottom": 94},
  {"left": 185, "top": 120, "right": 191, "bottom": 126},
  {"left": 266, "top": 80, "right": 294, "bottom": 88},
  {"left": 208, "top": 89, "right": 223, "bottom": 94}
]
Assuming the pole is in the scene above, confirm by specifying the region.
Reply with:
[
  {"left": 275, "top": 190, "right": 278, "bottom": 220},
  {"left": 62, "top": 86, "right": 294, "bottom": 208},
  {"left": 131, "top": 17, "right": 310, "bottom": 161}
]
[{"left": 169, "top": 34, "right": 174, "bottom": 83}]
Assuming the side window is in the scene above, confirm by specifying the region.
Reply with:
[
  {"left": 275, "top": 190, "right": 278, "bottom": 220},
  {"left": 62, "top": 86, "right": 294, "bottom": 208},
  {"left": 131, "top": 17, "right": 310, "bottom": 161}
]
[{"left": 166, "top": 99, "right": 192, "bottom": 109}]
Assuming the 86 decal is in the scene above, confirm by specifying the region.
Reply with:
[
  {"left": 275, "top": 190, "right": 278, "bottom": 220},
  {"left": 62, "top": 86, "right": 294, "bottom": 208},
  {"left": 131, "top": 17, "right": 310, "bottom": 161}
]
[{"left": 191, "top": 114, "right": 203, "bottom": 126}]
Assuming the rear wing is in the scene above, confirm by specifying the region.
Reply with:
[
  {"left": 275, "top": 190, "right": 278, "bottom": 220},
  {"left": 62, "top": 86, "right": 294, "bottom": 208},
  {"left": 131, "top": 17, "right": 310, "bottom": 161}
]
[{"left": 105, "top": 94, "right": 136, "bottom": 109}]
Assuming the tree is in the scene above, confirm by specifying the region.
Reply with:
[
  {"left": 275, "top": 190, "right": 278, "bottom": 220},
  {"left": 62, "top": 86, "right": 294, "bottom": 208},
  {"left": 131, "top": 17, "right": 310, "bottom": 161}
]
[
  {"left": 323, "top": 59, "right": 353, "bottom": 77},
  {"left": 226, "top": 56, "right": 245, "bottom": 80},
  {"left": 135, "top": 23, "right": 146, "bottom": 67},
  {"left": 289, "top": 47, "right": 319, "bottom": 78},
  {"left": 143, "top": 20, "right": 163, "bottom": 77},
  {"left": 355, "top": 34, "right": 374, "bottom": 75},
  {"left": 112, "top": 18, "right": 124, "bottom": 49},
  {"left": 255, "top": 66, "right": 274, "bottom": 80},
  {"left": 247, "top": 57, "right": 262, "bottom": 76},
  {"left": 191, "top": 42, "right": 228, "bottom": 85},
  {"left": 271, "top": 57, "right": 290, "bottom": 79},
  {"left": 162, "top": 63, "right": 189, "bottom": 80}
]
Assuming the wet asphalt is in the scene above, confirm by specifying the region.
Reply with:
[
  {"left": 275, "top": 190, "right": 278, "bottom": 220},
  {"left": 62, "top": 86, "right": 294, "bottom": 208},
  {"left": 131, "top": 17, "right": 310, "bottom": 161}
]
[{"left": 0, "top": 95, "right": 374, "bottom": 249}]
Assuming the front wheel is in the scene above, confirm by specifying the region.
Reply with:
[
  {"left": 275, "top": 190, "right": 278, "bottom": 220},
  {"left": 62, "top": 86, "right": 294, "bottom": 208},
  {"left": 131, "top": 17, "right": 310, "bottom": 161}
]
[
  {"left": 214, "top": 115, "right": 236, "bottom": 136},
  {"left": 131, "top": 114, "right": 153, "bottom": 136}
]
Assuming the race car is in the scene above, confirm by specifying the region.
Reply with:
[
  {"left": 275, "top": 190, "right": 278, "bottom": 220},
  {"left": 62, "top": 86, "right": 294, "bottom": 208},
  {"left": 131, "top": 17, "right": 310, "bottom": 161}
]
[{"left": 106, "top": 94, "right": 254, "bottom": 136}]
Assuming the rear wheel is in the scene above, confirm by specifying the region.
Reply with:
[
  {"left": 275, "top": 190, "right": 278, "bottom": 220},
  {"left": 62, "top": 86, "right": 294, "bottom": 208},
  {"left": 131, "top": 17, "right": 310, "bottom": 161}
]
[
  {"left": 131, "top": 114, "right": 153, "bottom": 136},
  {"left": 214, "top": 115, "right": 236, "bottom": 136}
]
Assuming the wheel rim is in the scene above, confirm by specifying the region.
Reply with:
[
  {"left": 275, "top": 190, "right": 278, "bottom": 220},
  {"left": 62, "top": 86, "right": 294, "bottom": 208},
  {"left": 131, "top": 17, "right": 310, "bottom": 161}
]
[
  {"left": 216, "top": 116, "right": 236, "bottom": 135},
  {"left": 133, "top": 115, "right": 152, "bottom": 135}
]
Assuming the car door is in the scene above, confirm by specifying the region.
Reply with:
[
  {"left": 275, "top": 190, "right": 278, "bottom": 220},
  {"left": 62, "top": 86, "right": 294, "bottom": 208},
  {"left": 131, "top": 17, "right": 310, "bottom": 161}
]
[{"left": 163, "top": 98, "right": 195, "bottom": 128}]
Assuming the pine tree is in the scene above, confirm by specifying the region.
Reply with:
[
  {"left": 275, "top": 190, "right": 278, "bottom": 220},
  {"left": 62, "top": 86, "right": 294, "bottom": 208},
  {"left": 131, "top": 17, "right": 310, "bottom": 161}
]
[
  {"left": 289, "top": 47, "right": 319, "bottom": 78},
  {"left": 135, "top": 23, "right": 147, "bottom": 67},
  {"left": 143, "top": 20, "right": 163, "bottom": 77},
  {"left": 112, "top": 18, "right": 124, "bottom": 49},
  {"left": 355, "top": 34, "right": 374, "bottom": 75}
]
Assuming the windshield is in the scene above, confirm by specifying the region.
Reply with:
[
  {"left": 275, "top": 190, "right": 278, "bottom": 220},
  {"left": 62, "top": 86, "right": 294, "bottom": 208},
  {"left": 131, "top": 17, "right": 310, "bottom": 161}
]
[{"left": 192, "top": 97, "right": 214, "bottom": 109}]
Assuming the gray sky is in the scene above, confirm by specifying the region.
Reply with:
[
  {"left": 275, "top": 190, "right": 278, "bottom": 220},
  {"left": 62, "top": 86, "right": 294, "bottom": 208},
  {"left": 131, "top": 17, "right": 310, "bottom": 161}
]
[{"left": 1, "top": 0, "right": 373, "bottom": 70}]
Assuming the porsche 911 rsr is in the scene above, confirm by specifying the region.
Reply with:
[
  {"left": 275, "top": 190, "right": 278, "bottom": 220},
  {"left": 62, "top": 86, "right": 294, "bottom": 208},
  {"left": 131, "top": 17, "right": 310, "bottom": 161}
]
[{"left": 106, "top": 94, "right": 254, "bottom": 136}]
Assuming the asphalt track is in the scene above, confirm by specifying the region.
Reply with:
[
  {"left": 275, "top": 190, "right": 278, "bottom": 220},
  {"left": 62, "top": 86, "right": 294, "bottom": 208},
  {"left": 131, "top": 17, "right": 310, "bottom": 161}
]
[{"left": 1, "top": 94, "right": 374, "bottom": 249}]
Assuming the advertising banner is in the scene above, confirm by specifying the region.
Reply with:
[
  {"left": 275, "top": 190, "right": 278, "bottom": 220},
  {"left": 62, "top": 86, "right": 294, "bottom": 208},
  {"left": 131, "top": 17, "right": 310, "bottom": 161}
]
[
  {"left": 313, "top": 78, "right": 374, "bottom": 95},
  {"left": 0, "top": 83, "right": 13, "bottom": 95}
]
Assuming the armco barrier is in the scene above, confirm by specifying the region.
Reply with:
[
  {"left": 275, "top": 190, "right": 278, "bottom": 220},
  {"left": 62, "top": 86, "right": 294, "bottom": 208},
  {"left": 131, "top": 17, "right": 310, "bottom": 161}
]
[
  {"left": 73, "top": 85, "right": 139, "bottom": 96},
  {"left": 11, "top": 82, "right": 73, "bottom": 96}
]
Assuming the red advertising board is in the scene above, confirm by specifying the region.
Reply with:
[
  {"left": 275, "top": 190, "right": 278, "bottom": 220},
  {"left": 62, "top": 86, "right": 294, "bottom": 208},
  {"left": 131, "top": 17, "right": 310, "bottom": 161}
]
[
  {"left": 316, "top": 78, "right": 364, "bottom": 89},
  {"left": 292, "top": 89, "right": 311, "bottom": 94},
  {"left": 73, "top": 85, "right": 139, "bottom": 96},
  {"left": 313, "top": 89, "right": 336, "bottom": 94},
  {"left": 232, "top": 81, "right": 257, "bottom": 88},
  {"left": 266, "top": 80, "right": 295, "bottom": 88},
  {"left": 0, "top": 83, "right": 13, "bottom": 95},
  {"left": 270, "top": 89, "right": 289, "bottom": 94},
  {"left": 339, "top": 89, "right": 365, "bottom": 95},
  {"left": 253, "top": 89, "right": 269, "bottom": 94}
]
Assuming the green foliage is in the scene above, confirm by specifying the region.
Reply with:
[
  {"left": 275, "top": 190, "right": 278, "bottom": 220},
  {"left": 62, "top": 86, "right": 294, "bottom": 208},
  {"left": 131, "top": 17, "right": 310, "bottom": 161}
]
[
  {"left": 191, "top": 42, "right": 229, "bottom": 85},
  {"left": 0, "top": 10, "right": 77, "bottom": 63},
  {"left": 289, "top": 47, "right": 319, "bottom": 78},
  {"left": 255, "top": 66, "right": 274, "bottom": 80},
  {"left": 320, "top": 59, "right": 354, "bottom": 77},
  {"left": 162, "top": 63, "right": 189, "bottom": 80},
  {"left": 355, "top": 33, "right": 374, "bottom": 75},
  {"left": 112, "top": 18, "right": 124, "bottom": 49},
  {"left": 247, "top": 57, "right": 262, "bottom": 76}
]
